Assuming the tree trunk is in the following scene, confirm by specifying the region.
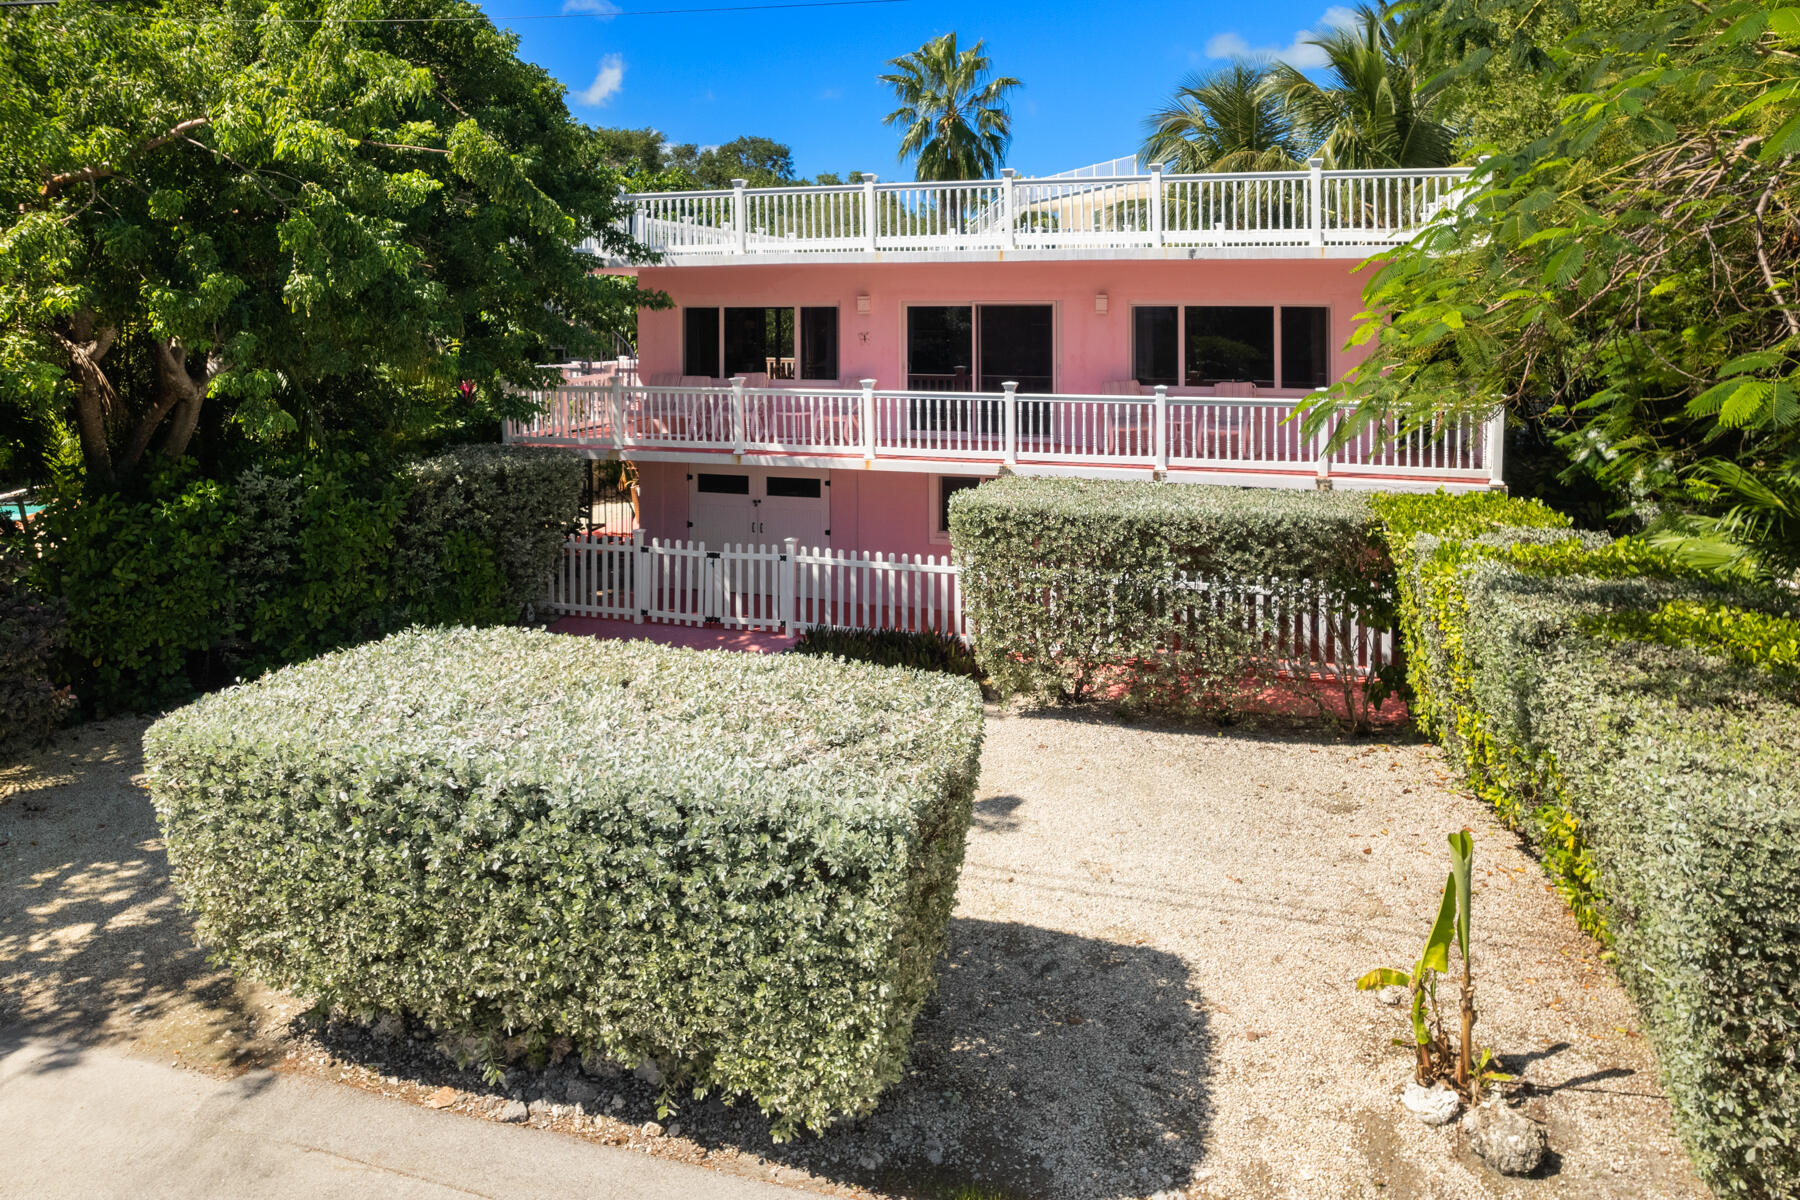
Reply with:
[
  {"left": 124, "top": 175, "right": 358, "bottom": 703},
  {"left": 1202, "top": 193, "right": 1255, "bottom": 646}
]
[
  {"left": 54, "top": 318, "right": 120, "bottom": 488},
  {"left": 138, "top": 337, "right": 212, "bottom": 466}
]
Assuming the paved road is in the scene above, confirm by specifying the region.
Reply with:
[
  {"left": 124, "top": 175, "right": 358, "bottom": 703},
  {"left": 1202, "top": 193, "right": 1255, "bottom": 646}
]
[{"left": 0, "top": 1033, "right": 795, "bottom": 1200}]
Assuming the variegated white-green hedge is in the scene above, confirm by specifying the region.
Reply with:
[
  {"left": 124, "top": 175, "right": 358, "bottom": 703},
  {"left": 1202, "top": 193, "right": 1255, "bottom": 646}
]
[
  {"left": 144, "top": 626, "right": 985, "bottom": 1137},
  {"left": 947, "top": 477, "right": 1390, "bottom": 716}
]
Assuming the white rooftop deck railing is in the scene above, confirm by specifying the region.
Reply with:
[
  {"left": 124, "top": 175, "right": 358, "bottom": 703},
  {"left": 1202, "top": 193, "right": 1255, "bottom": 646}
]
[
  {"left": 506, "top": 380, "right": 1504, "bottom": 489},
  {"left": 605, "top": 162, "right": 1472, "bottom": 259}
]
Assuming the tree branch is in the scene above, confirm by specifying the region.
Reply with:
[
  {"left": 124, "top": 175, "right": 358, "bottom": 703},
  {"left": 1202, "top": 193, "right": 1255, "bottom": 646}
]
[
  {"left": 1751, "top": 157, "right": 1800, "bottom": 339},
  {"left": 40, "top": 117, "right": 211, "bottom": 200}
]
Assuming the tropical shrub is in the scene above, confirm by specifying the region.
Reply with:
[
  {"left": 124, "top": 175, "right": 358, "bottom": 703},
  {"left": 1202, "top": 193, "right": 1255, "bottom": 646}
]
[
  {"left": 230, "top": 460, "right": 409, "bottom": 670},
  {"left": 35, "top": 468, "right": 242, "bottom": 711},
  {"left": 394, "top": 444, "right": 584, "bottom": 626},
  {"left": 35, "top": 446, "right": 580, "bottom": 710},
  {"left": 1374, "top": 489, "right": 1800, "bottom": 1197},
  {"left": 947, "top": 477, "right": 1392, "bottom": 722},
  {"left": 144, "top": 627, "right": 986, "bottom": 1138},
  {"left": 0, "top": 537, "right": 73, "bottom": 751},
  {"left": 790, "top": 626, "right": 982, "bottom": 683}
]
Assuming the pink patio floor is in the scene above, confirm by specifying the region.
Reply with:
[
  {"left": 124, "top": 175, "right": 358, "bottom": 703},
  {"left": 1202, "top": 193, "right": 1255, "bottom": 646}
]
[{"left": 548, "top": 615, "right": 796, "bottom": 653}]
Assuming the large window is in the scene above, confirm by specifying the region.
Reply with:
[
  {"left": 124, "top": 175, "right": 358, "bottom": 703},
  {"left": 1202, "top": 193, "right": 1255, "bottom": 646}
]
[
  {"left": 1186, "top": 306, "right": 1274, "bottom": 387},
  {"left": 1280, "top": 306, "right": 1330, "bottom": 389},
  {"left": 906, "top": 304, "right": 1052, "bottom": 393},
  {"left": 800, "top": 307, "right": 839, "bottom": 381},
  {"left": 906, "top": 305, "right": 974, "bottom": 391},
  {"left": 682, "top": 306, "right": 839, "bottom": 381},
  {"left": 683, "top": 307, "right": 720, "bottom": 378},
  {"left": 935, "top": 475, "right": 990, "bottom": 537},
  {"left": 1130, "top": 305, "right": 1329, "bottom": 390},
  {"left": 724, "top": 307, "right": 794, "bottom": 378},
  {"left": 1133, "top": 306, "right": 1178, "bottom": 386}
]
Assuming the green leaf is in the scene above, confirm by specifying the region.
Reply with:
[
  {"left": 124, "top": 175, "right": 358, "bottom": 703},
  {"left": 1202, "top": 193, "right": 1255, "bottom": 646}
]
[
  {"left": 1448, "top": 830, "right": 1473, "bottom": 961},
  {"left": 1418, "top": 872, "right": 1458, "bottom": 976},
  {"left": 1357, "top": 967, "right": 1412, "bottom": 990}
]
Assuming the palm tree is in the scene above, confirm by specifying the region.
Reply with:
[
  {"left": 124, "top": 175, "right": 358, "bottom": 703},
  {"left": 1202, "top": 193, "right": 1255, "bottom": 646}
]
[
  {"left": 1138, "top": 61, "right": 1304, "bottom": 173},
  {"left": 1265, "top": 4, "right": 1455, "bottom": 169},
  {"left": 880, "top": 33, "right": 1022, "bottom": 182}
]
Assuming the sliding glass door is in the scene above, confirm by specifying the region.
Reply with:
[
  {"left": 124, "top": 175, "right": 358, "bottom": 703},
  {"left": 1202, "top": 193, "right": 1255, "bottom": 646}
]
[{"left": 906, "top": 304, "right": 1053, "bottom": 393}]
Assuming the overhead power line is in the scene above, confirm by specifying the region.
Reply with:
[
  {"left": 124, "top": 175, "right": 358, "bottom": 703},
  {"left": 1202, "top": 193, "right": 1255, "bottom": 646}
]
[{"left": 1, "top": 0, "right": 908, "bottom": 15}]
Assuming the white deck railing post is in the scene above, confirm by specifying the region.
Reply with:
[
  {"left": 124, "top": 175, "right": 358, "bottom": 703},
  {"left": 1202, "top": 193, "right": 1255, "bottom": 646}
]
[
  {"left": 1001, "top": 168, "right": 1017, "bottom": 250},
  {"left": 859, "top": 378, "right": 877, "bottom": 462},
  {"left": 1149, "top": 162, "right": 1164, "bottom": 247},
  {"left": 731, "top": 178, "right": 748, "bottom": 254},
  {"left": 729, "top": 376, "right": 747, "bottom": 454},
  {"left": 1003, "top": 381, "right": 1019, "bottom": 468},
  {"left": 1307, "top": 158, "right": 1325, "bottom": 248},
  {"left": 1153, "top": 384, "right": 1169, "bottom": 473},
  {"left": 609, "top": 377, "right": 625, "bottom": 451},
  {"left": 1486, "top": 406, "right": 1507, "bottom": 489},
  {"left": 861, "top": 174, "right": 879, "bottom": 251},
  {"left": 782, "top": 536, "right": 798, "bottom": 634}
]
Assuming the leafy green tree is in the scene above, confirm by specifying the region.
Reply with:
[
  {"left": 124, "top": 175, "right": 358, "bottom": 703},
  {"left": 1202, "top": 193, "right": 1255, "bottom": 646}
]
[
  {"left": 1402, "top": 0, "right": 1657, "bottom": 155},
  {"left": 1312, "top": 0, "right": 1800, "bottom": 580},
  {"left": 1138, "top": 61, "right": 1304, "bottom": 173},
  {"left": 1266, "top": 4, "right": 1456, "bottom": 168},
  {"left": 0, "top": 0, "right": 660, "bottom": 490},
  {"left": 593, "top": 125, "right": 671, "bottom": 173},
  {"left": 686, "top": 135, "right": 798, "bottom": 188},
  {"left": 880, "top": 33, "right": 1022, "bottom": 181}
]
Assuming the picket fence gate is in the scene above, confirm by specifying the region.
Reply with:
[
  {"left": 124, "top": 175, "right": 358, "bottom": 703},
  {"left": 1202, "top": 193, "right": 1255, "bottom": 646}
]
[
  {"left": 544, "top": 532, "right": 1393, "bottom": 681},
  {"left": 547, "top": 531, "right": 968, "bottom": 637}
]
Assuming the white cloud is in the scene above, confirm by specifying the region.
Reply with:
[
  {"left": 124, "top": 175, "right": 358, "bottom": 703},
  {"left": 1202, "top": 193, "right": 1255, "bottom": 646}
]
[
  {"left": 562, "top": 0, "right": 621, "bottom": 15},
  {"left": 575, "top": 55, "right": 625, "bottom": 106},
  {"left": 1203, "top": 6, "right": 1360, "bottom": 69}
]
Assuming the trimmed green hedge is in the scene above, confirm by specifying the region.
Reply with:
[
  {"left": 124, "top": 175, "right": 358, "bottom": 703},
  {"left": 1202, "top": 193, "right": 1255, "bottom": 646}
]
[
  {"left": 144, "top": 627, "right": 985, "bottom": 1138},
  {"left": 947, "top": 477, "right": 1390, "bottom": 719},
  {"left": 35, "top": 446, "right": 581, "bottom": 710},
  {"left": 1, "top": 539, "right": 73, "bottom": 752},
  {"left": 1373, "top": 491, "right": 1800, "bottom": 1198},
  {"left": 790, "top": 627, "right": 982, "bottom": 683}
]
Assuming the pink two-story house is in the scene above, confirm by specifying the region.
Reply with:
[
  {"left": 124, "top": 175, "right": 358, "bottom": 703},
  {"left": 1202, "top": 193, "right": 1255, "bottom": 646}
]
[{"left": 507, "top": 162, "right": 1499, "bottom": 566}]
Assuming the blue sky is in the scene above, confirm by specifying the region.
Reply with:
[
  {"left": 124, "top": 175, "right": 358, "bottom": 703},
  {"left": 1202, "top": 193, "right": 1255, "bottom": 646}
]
[{"left": 478, "top": 0, "right": 1357, "bottom": 179}]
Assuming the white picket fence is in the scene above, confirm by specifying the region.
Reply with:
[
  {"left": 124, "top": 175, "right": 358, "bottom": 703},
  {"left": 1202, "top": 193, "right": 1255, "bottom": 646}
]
[
  {"left": 544, "top": 533, "right": 1392, "bottom": 680},
  {"left": 548, "top": 532, "right": 967, "bottom": 637}
]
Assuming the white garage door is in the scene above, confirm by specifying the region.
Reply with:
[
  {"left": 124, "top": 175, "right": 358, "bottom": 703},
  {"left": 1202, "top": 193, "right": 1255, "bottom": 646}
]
[{"left": 689, "top": 468, "right": 828, "bottom": 549}]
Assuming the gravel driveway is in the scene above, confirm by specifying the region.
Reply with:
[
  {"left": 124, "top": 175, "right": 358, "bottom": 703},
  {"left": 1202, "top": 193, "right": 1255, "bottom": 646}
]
[{"left": 0, "top": 708, "right": 1706, "bottom": 1199}]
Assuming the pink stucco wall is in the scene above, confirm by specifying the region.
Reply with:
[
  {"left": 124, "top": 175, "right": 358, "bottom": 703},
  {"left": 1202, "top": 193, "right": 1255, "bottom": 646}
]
[
  {"left": 632, "top": 257, "right": 1375, "bottom": 394},
  {"left": 626, "top": 255, "right": 1374, "bottom": 558},
  {"left": 634, "top": 459, "right": 955, "bottom": 560}
]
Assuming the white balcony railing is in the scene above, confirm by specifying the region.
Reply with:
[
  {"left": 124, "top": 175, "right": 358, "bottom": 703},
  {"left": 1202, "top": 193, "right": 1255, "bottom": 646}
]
[
  {"left": 506, "top": 380, "right": 1504, "bottom": 489},
  {"left": 602, "top": 163, "right": 1472, "bottom": 260}
]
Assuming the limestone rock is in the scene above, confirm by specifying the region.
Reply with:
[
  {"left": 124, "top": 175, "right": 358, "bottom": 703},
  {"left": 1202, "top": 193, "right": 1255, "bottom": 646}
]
[
  {"left": 1467, "top": 1103, "right": 1547, "bottom": 1175},
  {"left": 1402, "top": 1080, "right": 1461, "bottom": 1126}
]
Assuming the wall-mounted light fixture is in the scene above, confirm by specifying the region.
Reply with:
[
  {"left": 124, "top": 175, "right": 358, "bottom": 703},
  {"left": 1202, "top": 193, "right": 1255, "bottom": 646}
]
[
  {"left": 856, "top": 293, "right": 872, "bottom": 314},
  {"left": 1095, "top": 292, "right": 1110, "bottom": 314}
]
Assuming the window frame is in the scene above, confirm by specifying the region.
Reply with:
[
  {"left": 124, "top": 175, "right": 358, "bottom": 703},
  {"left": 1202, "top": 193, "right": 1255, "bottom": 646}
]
[
  {"left": 682, "top": 305, "right": 842, "bottom": 383},
  {"left": 1127, "top": 303, "right": 1331, "bottom": 391},
  {"left": 930, "top": 473, "right": 991, "bottom": 545},
  {"left": 901, "top": 301, "right": 1057, "bottom": 395}
]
